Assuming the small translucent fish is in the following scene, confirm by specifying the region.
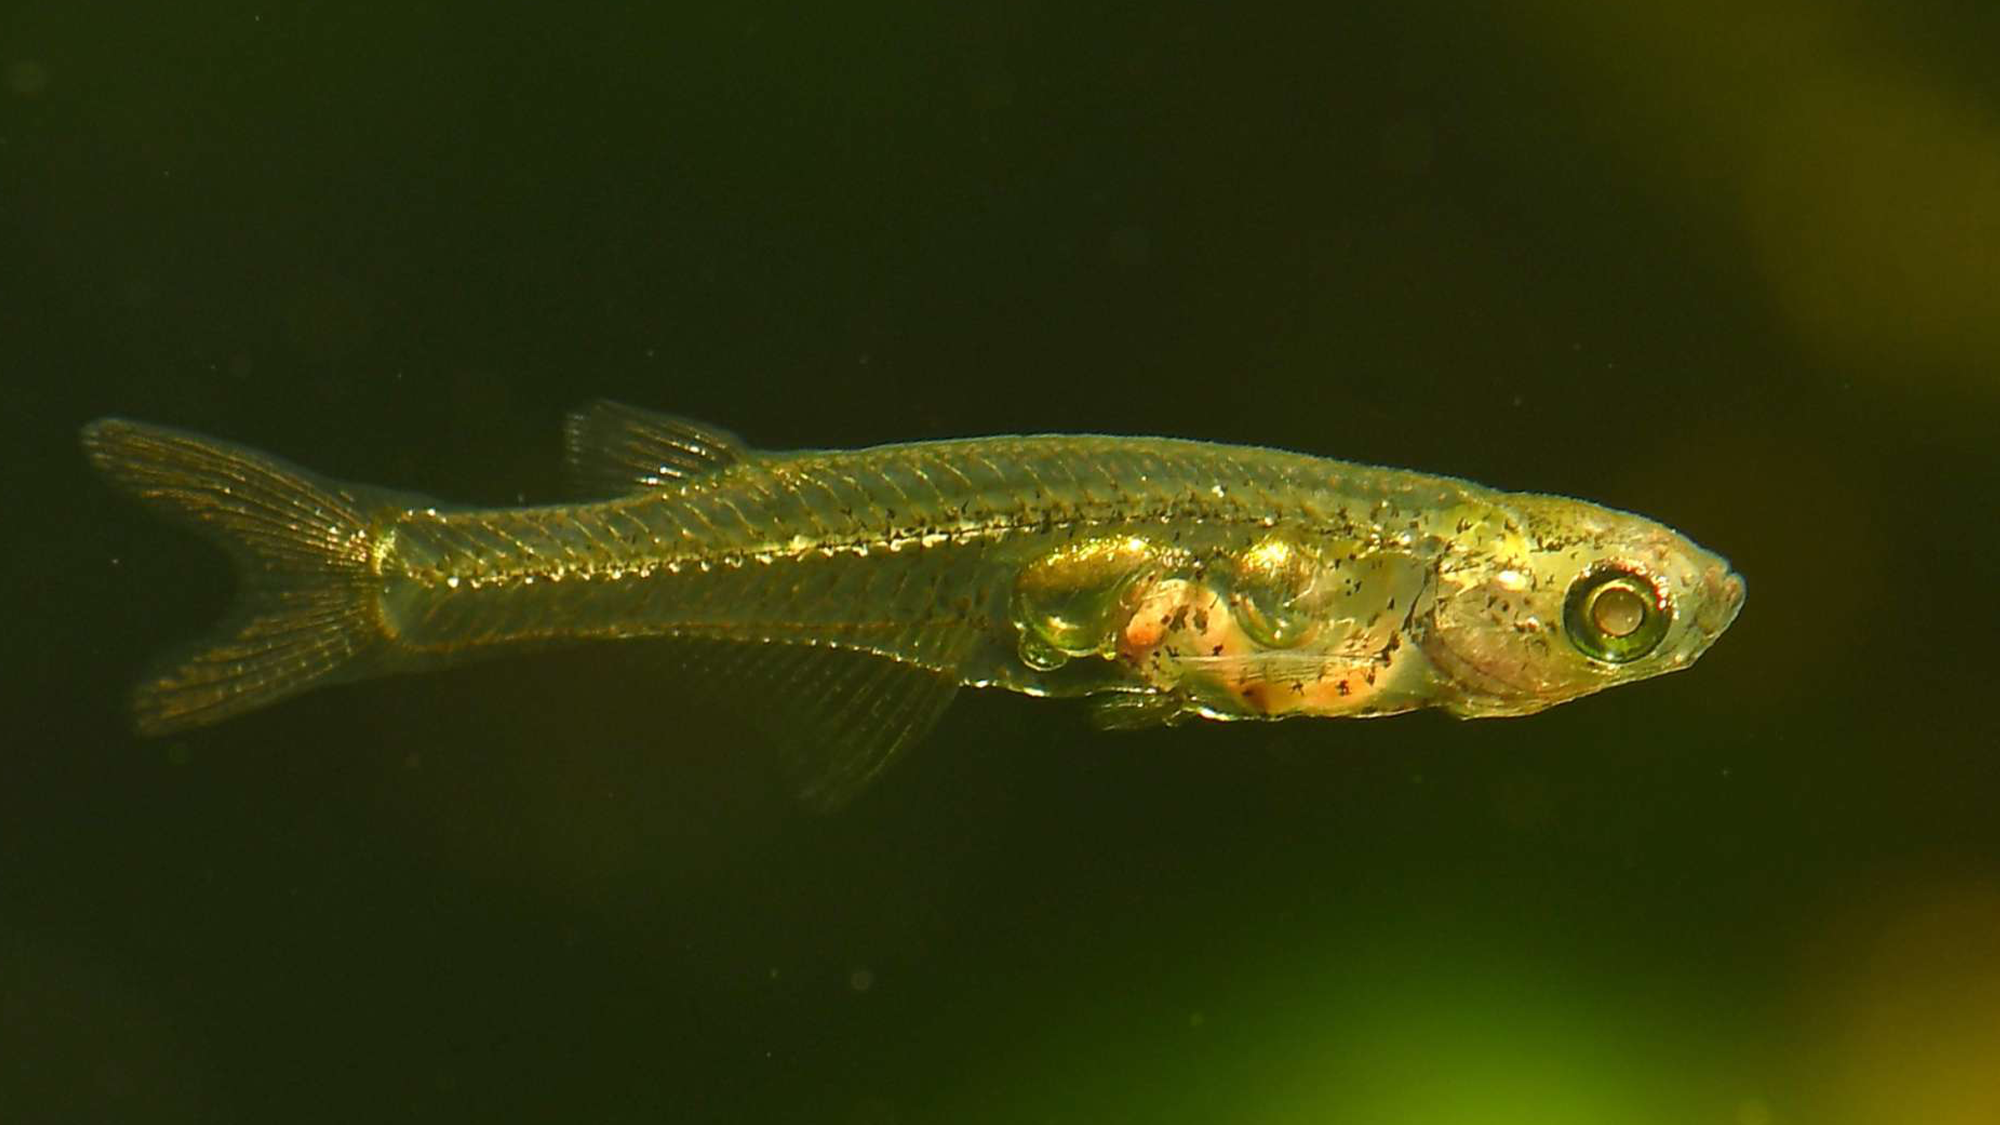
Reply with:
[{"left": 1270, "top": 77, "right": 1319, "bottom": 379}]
[{"left": 82, "top": 402, "right": 1745, "bottom": 808}]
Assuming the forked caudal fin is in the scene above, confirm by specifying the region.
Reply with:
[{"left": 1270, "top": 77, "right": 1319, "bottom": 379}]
[{"left": 81, "top": 419, "right": 389, "bottom": 735}]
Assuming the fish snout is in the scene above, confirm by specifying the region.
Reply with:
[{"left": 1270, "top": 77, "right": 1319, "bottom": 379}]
[{"left": 1695, "top": 563, "right": 1746, "bottom": 637}]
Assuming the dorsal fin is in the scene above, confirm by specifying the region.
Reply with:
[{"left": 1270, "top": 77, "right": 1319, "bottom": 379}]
[{"left": 562, "top": 400, "right": 750, "bottom": 496}]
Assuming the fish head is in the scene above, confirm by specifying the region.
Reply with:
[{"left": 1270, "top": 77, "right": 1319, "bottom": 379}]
[{"left": 1417, "top": 493, "right": 1744, "bottom": 717}]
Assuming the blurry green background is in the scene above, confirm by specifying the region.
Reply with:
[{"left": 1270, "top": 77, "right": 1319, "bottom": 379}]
[{"left": 7, "top": 1, "right": 2000, "bottom": 1122}]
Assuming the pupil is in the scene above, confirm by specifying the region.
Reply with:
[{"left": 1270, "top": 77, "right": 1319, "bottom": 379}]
[{"left": 1592, "top": 585, "right": 1647, "bottom": 637}]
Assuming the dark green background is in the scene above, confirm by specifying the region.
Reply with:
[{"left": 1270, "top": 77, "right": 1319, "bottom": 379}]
[{"left": 8, "top": 2, "right": 2000, "bottom": 1122}]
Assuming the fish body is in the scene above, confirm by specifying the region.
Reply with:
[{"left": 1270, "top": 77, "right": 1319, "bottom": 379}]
[{"left": 83, "top": 403, "right": 1744, "bottom": 806}]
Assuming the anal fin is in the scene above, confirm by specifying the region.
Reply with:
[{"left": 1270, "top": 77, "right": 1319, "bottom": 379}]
[
  {"left": 659, "top": 637, "right": 963, "bottom": 812},
  {"left": 760, "top": 644, "right": 961, "bottom": 812}
]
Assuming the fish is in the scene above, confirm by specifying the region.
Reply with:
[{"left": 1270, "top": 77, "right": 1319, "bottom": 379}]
[{"left": 81, "top": 402, "right": 1745, "bottom": 808}]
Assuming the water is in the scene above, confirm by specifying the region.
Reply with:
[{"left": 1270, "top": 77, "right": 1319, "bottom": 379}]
[{"left": 9, "top": 2, "right": 2000, "bottom": 1122}]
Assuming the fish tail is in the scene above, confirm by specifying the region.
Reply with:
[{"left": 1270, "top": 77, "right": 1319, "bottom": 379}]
[{"left": 81, "top": 419, "right": 388, "bottom": 734}]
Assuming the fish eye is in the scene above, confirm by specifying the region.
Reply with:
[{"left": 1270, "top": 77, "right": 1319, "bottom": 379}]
[{"left": 1563, "top": 564, "right": 1670, "bottom": 663}]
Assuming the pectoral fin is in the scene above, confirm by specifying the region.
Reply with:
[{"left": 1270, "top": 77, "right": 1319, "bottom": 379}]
[{"left": 1087, "top": 690, "right": 1187, "bottom": 730}]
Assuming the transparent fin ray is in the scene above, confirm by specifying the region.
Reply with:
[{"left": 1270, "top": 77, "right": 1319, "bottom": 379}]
[
  {"left": 80, "top": 419, "right": 393, "bottom": 734},
  {"left": 1087, "top": 691, "right": 1187, "bottom": 731},
  {"left": 759, "top": 644, "right": 960, "bottom": 812},
  {"left": 649, "top": 637, "right": 962, "bottom": 812},
  {"left": 562, "top": 400, "right": 749, "bottom": 496}
]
